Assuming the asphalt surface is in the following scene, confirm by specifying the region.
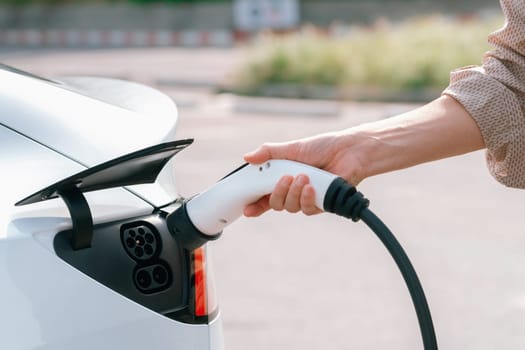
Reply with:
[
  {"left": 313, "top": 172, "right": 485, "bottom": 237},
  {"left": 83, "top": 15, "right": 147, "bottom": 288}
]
[{"left": 3, "top": 48, "right": 525, "bottom": 350}]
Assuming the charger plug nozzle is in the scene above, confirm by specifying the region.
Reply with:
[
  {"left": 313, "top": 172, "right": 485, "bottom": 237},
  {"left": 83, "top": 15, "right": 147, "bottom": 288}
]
[{"left": 166, "top": 202, "right": 222, "bottom": 251}]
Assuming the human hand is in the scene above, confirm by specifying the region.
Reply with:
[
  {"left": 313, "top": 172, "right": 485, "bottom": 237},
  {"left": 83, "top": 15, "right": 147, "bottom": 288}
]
[{"left": 243, "top": 130, "right": 368, "bottom": 217}]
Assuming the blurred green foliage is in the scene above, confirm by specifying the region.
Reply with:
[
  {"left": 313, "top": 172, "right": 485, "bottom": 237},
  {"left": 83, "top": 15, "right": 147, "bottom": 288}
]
[{"left": 234, "top": 16, "right": 502, "bottom": 94}]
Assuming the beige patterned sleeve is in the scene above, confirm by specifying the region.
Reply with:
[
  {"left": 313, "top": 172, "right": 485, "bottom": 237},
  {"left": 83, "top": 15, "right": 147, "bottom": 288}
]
[{"left": 442, "top": 0, "right": 525, "bottom": 188}]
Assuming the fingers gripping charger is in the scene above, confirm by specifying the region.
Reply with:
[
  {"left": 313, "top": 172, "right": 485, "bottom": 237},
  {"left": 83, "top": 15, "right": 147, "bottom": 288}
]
[
  {"left": 168, "top": 160, "right": 345, "bottom": 245},
  {"left": 167, "top": 159, "right": 438, "bottom": 350}
]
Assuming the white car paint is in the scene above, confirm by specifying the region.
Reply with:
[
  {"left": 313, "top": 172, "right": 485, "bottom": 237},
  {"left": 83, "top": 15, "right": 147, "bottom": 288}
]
[
  {"left": 0, "top": 67, "right": 181, "bottom": 207},
  {"left": 0, "top": 65, "right": 223, "bottom": 350}
]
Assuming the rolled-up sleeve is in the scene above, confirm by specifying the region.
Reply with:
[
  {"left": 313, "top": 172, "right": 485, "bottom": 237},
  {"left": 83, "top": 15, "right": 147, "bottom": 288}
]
[{"left": 442, "top": 0, "right": 525, "bottom": 188}]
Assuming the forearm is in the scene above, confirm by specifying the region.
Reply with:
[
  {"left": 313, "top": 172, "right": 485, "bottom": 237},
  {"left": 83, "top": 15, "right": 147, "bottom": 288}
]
[
  {"left": 350, "top": 95, "right": 485, "bottom": 180},
  {"left": 244, "top": 95, "right": 486, "bottom": 216}
]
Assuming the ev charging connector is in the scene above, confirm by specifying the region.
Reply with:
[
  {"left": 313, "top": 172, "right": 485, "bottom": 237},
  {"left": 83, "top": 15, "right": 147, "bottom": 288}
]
[{"left": 167, "top": 159, "right": 438, "bottom": 350}]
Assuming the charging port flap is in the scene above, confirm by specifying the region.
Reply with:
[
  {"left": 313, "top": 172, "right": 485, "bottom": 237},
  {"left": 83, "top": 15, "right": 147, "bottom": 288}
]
[{"left": 15, "top": 139, "right": 193, "bottom": 249}]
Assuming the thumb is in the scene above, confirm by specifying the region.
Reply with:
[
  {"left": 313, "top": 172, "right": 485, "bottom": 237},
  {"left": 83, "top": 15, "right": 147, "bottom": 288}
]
[{"left": 243, "top": 142, "right": 295, "bottom": 164}]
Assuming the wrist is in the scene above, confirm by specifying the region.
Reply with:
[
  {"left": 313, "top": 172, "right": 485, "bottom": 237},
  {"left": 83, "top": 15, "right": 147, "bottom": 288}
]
[
  {"left": 331, "top": 129, "right": 378, "bottom": 184},
  {"left": 346, "top": 128, "right": 390, "bottom": 181},
  {"left": 342, "top": 96, "right": 485, "bottom": 182}
]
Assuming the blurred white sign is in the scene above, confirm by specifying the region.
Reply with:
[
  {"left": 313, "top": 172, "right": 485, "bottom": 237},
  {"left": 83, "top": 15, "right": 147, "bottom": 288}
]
[{"left": 234, "top": 0, "right": 299, "bottom": 31}]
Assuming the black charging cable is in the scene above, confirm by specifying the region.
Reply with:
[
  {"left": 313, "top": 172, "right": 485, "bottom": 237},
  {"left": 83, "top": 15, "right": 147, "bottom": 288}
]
[
  {"left": 168, "top": 169, "right": 439, "bottom": 349},
  {"left": 324, "top": 178, "right": 438, "bottom": 350}
]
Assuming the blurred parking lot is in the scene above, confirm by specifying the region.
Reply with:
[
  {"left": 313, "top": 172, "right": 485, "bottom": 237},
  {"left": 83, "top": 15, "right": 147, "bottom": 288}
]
[{"left": 3, "top": 47, "right": 525, "bottom": 350}]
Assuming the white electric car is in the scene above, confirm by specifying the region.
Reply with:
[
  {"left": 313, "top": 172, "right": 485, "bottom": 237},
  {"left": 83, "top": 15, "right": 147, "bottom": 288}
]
[{"left": 0, "top": 64, "right": 223, "bottom": 349}]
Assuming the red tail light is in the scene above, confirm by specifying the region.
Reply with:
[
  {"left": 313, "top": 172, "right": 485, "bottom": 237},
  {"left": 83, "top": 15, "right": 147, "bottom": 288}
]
[
  {"left": 193, "top": 246, "right": 208, "bottom": 316},
  {"left": 192, "top": 245, "right": 218, "bottom": 319}
]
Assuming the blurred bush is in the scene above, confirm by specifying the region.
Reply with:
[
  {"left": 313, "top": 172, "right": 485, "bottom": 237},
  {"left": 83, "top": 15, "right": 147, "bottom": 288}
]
[{"left": 232, "top": 16, "right": 502, "bottom": 99}]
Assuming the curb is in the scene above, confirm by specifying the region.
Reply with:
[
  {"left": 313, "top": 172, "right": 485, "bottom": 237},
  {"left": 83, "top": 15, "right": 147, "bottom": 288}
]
[
  {"left": 226, "top": 84, "right": 442, "bottom": 103},
  {"left": 232, "top": 95, "right": 341, "bottom": 117},
  {"left": 0, "top": 29, "right": 237, "bottom": 48}
]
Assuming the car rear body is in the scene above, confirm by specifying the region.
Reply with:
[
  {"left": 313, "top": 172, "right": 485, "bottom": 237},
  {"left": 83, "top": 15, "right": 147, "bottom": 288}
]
[{"left": 0, "top": 65, "right": 223, "bottom": 350}]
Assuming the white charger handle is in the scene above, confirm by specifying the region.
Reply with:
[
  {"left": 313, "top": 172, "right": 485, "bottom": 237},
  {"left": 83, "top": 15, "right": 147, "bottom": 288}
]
[{"left": 185, "top": 160, "right": 338, "bottom": 235}]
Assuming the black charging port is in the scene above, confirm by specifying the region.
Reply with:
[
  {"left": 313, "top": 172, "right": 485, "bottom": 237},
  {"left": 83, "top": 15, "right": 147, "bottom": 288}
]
[
  {"left": 133, "top": 262, "right": 172, "bottom": 294},
  {"left": 121, "top": 221, "right": 162, "bottom": 262}
]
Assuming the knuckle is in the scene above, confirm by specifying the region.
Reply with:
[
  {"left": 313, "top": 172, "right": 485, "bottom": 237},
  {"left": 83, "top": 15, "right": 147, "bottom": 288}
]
[
  {"left": 290, "top": 177, "right": 306, "bottom": 193},
  {"left": 274, "top": 177, "right": 291, "bottom": 193},
  {"left": 259, "top": 144, "right": 271, "bottom": 153}
]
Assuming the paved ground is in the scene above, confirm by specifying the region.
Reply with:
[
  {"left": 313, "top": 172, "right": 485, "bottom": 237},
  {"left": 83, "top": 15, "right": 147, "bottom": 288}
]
[{"left": 3, "top": 48, "right": 525, "bottom": 350}]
